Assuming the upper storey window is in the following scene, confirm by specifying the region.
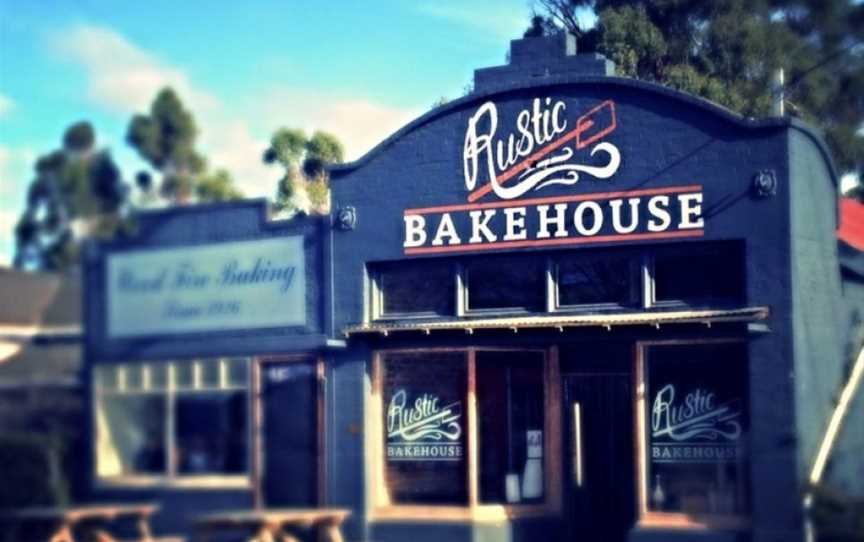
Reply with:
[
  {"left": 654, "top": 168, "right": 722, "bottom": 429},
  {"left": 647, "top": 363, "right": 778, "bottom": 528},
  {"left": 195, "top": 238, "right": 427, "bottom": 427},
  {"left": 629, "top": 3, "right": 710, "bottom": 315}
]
[{"left": 369, "top": 242, "right": 746, "bottom": 320}]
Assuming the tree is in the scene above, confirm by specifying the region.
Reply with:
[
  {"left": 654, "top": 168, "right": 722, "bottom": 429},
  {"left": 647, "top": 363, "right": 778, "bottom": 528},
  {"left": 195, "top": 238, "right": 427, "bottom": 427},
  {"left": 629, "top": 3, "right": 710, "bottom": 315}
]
[
  {"left": 14, "top": 122, "right": 128, "bottom": 270},
  {"left": 127, "top": 87, "right": 242, "bottom": 204},
  {"left": 196, "top": 169, "right": 243, "bottom": 202},
  {"left": 263, "top": 128, "right": 345, "bottom": 215},
  {"left": 530, "top": 0, "right": 864, "bottom": 175}
]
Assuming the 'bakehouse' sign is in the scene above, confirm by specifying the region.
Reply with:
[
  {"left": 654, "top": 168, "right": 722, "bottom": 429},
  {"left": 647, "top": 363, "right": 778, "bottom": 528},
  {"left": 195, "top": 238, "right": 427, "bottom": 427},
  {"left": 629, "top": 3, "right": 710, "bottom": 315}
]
[
  {"left": 386, "top": 389, "right": 463, "bottom": 462},
  {"left": 107, "top": 237, "right": 306, "bottom": 338},
  {"left": 650, "top": 384, "right": 743, "bottom": 463},
  {"left": 402, "top": 98, "right": 705, "bottom": 255}
]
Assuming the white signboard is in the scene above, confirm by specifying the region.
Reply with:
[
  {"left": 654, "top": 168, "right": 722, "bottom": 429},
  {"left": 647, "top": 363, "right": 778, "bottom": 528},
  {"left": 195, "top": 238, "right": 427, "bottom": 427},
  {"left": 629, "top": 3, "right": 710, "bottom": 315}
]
[{"left": 107, "top": 237, "right": 306, "bottom": 338}]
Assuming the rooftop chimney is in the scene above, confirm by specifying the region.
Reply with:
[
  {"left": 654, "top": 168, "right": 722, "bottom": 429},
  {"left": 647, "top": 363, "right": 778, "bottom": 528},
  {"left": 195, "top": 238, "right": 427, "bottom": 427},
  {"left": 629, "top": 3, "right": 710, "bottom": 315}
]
[{"left": 473, "top": 33, "right": 615, "bottom": 93}]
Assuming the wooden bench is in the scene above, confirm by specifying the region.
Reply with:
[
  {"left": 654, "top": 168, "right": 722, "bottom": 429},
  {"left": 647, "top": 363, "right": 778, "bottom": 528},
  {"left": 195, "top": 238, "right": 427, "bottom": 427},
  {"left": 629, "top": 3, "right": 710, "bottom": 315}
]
[
  {"left": 193, "top": 508, "right": 351, "bottom": 542},
  {"left": 0, "top": 503, "right": 180, "bottom": 542}
]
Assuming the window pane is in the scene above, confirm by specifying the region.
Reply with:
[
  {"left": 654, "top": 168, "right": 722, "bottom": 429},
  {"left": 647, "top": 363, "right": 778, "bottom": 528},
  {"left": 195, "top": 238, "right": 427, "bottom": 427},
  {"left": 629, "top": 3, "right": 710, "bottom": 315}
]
[
  {"left": 95, "top": 366, "right": 117, "bottom": 391},
  {"left": 466, "top": 256, "right": 545, "bottom": 311},
  {"left": 383, "top": 351, "right": 467, "bottom": 504},
  {"left": 477, "top": 351, "right": 545, "bottom": 504},
  {"left": 200, "top": 359, "right": 221, "bottom": 388},
  {"left": 654, "top": 243, "right": 744, "bottom": 304},
  {"left": 126, "top": 365, "right": 144, "bottom": 391},
  {"left": 646, "top": 343, "right": 750, "bottom": 516},
  {"left": 149, "top": 363, "right": 168, "bottom": 390},
  {"left": 96, "top": 395, "right": 165, "bottom": 476},
  {"left": 174, "top": 362, "right": 193, "bottom": 389},
  {"left": 227, "top": 358, "right": 249, "bottom": 387},
  {"left": 557, "top": 250, "right": 635, "bottom": 306},
  {"left": 176, "top": 392, "right": 248, "bottom": 475},
  {"left": 377, "top": 260, "right": 454, "bottom": 316}
]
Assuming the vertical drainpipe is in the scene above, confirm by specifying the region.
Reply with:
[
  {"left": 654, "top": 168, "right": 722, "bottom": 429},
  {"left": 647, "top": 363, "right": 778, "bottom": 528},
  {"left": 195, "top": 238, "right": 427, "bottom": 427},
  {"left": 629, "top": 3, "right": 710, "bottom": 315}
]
[{"left": 804, "top": 345, "right": 864, "bottom": 542}]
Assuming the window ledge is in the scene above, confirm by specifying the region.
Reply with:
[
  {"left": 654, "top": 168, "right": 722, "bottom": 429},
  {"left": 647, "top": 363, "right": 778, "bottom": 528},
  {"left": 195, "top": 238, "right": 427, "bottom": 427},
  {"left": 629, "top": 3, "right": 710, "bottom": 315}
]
[
  {"left": 371, "top": 504, "right": 559, "bottom": 523},
  {"left": 96, "top": 475, "right": 252, "bottom": 490},
  {"left": 638, "top": 512, "right": 751, "bottom": 531},
  {"left": 346, "top": 306, "right": 769, "bottom": 336}
]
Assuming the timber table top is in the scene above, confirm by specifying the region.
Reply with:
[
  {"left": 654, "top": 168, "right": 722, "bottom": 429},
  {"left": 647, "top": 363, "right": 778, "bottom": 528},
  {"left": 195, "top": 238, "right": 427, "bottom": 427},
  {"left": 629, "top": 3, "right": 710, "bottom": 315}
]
[
  {"left": 194, "top": 508, "right": 351, "bottom": 525},
  {"left": 1, "top": 503, "right": 158, "bottom": 521}
]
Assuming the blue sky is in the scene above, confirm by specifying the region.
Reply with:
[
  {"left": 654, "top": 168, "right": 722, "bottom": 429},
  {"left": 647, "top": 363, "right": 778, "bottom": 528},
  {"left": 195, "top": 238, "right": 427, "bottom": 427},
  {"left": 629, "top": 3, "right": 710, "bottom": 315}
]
[{"left": 0, "top": 0, "right": 555, "bottom": 266}]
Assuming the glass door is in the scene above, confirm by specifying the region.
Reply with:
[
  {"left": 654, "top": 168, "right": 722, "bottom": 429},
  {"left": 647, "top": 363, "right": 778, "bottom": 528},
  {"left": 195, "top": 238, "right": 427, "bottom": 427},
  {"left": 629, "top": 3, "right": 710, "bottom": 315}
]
[{"left": 562, "top": 345, "right": 635, "bottom": 542}]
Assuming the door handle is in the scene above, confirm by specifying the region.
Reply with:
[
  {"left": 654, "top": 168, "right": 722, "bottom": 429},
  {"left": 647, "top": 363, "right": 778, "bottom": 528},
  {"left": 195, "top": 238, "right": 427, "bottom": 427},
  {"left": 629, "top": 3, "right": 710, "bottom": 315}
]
[{"left": 573, "top": 402, "right": 583, "bottom": 487}]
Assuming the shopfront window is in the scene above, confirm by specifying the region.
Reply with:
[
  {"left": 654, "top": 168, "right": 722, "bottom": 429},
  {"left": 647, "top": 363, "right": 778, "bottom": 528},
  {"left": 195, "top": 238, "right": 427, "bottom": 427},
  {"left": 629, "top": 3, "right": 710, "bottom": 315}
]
[
  {"left": 94, "top": 358, "right": 250, "bottom": 484},
  {"left": 374, "top": 348, "right": 559, "bottom": 518},
  {"left": 642, "top": 342, "right": 750, "bottom": 519},
  {"left": 477, "top": 350, "right": 545, "bottom": 503},
  {"left": 382, "top": 352, "right": 468, "bottom": 504}
]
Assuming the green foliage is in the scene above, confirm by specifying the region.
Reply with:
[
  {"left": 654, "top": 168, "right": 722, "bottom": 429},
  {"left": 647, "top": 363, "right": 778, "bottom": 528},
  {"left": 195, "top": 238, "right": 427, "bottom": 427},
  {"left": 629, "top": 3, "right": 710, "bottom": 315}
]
[
  {"left": 127, "top": 88, "right": 203, "bottom": 174},
  {"left": 127, "top": 87, "right": 242, "bottom": 205},
  {"left": 264, "top": 128, "right": 307, "bottom": 168},
  {"left": 531, "top": 0, "right": 864, "bottom": 173},
  {"left": 14, "top": 122, "right": 128, "bottom": 270},
  {"left": 0, "top": 433, "right": 68, "bottom": 510},
  {"left": 524, "top": 14, "right": 559, "bottom": 38},
  {"left": 62, "top": 121, "right": 95, "bottom": 153},
  {"left": 263, "top": 128, "right": 344, "bottom": 215},
  {"left": 196, "top": 169, "right": 244, "bottom": 202}
]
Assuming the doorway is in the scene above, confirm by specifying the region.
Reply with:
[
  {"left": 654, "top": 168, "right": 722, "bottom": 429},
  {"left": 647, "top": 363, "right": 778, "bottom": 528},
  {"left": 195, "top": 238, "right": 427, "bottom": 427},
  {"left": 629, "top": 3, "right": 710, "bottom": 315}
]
[
  {"left": 561, "top": 344, "right": 635, "bottom": 542},
  {"left": 259, "top": 358, "right": 321, "bottom": 507}
]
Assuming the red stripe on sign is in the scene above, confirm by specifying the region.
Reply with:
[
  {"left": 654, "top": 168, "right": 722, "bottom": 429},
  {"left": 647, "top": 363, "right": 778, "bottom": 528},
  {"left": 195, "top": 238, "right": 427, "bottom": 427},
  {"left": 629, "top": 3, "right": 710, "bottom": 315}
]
[
  {"left": 404, "top": 229, "right": 705, "bottom": 256},
  {"left": 405, "top": 185, "right": 703, "bottom": 216}
]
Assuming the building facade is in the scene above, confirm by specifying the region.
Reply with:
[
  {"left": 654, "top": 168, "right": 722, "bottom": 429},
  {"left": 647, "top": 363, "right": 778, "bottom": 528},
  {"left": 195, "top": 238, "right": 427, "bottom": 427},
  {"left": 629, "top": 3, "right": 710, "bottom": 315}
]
[{"left": 83, "top": 35, "right": 859, "bottom": 542}]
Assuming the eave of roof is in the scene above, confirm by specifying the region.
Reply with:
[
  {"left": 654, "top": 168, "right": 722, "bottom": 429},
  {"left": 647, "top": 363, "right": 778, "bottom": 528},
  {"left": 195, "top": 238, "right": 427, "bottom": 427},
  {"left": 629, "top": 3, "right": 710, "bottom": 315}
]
[
  {"left": 344, "top": 306, "right": 769, "bottom": 337},
  {"left": 328, "top": 75, "right": 837, "bottom": 187}
]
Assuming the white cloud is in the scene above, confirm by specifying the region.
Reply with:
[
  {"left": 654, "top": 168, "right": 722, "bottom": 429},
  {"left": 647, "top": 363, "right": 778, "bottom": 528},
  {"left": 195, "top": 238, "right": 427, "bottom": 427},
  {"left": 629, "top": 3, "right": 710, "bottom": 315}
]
[
  {"left": 0, "top": 146, "right": 35, "bottom": 266},
  {"left": 0, "top": 145, "right": 35, "bottom": 203},
  {"left": 417, "top": 2, "right": 527, "bottom": 40},
  {"left": 0, "top": 94, "right": 14, "bottom": 118},
  {"left": 52, "top": 25, "right": 217, "bottom": 115},
  {"left": 0, "top": 210, "right": 18, "bottom": 267},
  {"left": 254, "top": 89, "right": 421, "bottom": 162},
  {"left": 199, "top": 118, "right": 277, "bottom": 198},
  {"left": 49, "top": 24, "right": 420, "bottom": 200},
  {"left": 841, "top": 172, "right": 860, "bottom": 194},
  {"left": 212, "top": 92, "right": 419, "bottom": 197}
]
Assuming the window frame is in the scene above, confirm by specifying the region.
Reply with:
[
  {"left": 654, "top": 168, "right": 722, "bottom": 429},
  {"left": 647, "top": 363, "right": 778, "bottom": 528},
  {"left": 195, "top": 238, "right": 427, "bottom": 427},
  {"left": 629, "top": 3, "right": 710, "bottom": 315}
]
[
  {"left": 461, "top": 257, "right": 550, "bottom": 316},
  {"left": 646, "top": 242, "right": 746, "bottom": 310},
  {"left": 253, "top": 355, "right": 327, "bottom": 508},
  {"left": 552, "top": 250, "right": 642, "bottom": 312},
  {"left": 634, "top": 339, "right": 751, "bottom": 531},
  {"left": 92, "top": 358, "right": 253, "bottom": 490},
  {"left": 368, "top": 347, "right": 562, "bottom": 522},
  {"left": 369, "top": 260, "right": 459, "bottom": 321},
  {"left": 369, "top": 242, "right": 746, "bottom": 322}
]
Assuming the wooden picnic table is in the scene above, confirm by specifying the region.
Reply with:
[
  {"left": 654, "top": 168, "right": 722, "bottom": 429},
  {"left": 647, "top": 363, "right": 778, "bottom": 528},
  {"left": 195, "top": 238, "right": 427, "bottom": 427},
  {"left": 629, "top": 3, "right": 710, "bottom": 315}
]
[
  {"left": 0, "top": 503, "right": 163, "bottom": 542},
  {"left": 192, "top": 508, "right": 351, "bottom": 542}
]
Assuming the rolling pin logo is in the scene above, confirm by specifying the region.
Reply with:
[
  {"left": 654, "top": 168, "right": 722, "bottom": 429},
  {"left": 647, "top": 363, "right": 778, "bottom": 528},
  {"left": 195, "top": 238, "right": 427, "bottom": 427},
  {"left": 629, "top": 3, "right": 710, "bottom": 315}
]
[{"left": 463, "top": 98, "right": 620, "bottom": 202}]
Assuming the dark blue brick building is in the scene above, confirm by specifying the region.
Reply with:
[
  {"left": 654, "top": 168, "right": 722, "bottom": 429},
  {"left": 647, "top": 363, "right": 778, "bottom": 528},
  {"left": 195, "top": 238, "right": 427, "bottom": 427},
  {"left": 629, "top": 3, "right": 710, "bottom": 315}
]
[{"left": 83, "top": 34, "right": 861, "bottom": 542}]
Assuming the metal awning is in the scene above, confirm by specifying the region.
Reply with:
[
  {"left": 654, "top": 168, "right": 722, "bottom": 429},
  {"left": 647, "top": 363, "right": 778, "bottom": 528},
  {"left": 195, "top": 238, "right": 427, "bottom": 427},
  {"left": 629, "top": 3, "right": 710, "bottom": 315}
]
[{"left": 343, "top": 306, "right": 770, "bottom": 337}]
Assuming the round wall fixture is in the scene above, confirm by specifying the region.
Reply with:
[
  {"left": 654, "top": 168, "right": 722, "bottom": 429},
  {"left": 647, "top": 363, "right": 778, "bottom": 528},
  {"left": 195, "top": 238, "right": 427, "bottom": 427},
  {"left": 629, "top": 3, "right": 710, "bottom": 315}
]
[
  {"left": 336, "top": 206, "right": 357, "bottom": 231},
  {"left": 752, "top": 170, "right": 778, "bottom": 198}
]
